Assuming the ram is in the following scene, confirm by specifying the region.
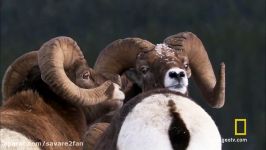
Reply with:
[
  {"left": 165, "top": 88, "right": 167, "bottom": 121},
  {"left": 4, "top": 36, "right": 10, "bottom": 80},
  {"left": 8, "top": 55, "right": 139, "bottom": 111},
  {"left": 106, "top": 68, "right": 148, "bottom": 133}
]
[
  {"left": 94, "top": 89, "right": 222, "bottom": 150},
  {"left": 85, "top": 32, "right": 225, "bottom": 149},
  {"left": 0, "top": 37, "right": 124, "bottom": 150},
  {"left": 95, "top": 32, "right": 225, "bottom": 108}
]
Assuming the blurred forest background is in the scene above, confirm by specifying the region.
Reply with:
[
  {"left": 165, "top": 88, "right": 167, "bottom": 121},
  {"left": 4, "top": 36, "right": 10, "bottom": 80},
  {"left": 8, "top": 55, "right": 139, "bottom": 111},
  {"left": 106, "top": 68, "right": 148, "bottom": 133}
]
[{"left": 0, "top": 0, "right": 265, "bottom": 149}]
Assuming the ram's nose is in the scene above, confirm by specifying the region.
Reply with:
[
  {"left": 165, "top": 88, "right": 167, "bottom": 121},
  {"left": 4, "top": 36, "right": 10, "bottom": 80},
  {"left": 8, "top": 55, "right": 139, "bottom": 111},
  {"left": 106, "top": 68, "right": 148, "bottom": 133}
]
[{"left": 168, "top": 70, "right": 186, "bottom": 80}]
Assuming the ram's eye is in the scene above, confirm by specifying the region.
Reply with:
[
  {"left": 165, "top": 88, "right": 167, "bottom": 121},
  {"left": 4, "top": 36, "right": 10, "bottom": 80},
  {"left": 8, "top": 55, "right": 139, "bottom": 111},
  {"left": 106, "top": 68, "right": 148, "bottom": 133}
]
[
  {"left": 184, "top": 64, "right": 189, "bottom": 69},
  {"left": 140, "top": 66, "right": 149, "bottom": 74},
  {"left": 82, "top": 72, "right": 90, "bottom": 79}
]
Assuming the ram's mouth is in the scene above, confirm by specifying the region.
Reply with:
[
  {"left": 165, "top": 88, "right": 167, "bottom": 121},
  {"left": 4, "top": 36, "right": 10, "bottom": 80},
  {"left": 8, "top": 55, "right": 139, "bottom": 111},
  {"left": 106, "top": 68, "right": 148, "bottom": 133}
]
[
  {"left": 166, "top": 83, "right": 185, "bottom": 89},
  {"left": 165, "top": 83, "right": 187, "bottom": 94}
]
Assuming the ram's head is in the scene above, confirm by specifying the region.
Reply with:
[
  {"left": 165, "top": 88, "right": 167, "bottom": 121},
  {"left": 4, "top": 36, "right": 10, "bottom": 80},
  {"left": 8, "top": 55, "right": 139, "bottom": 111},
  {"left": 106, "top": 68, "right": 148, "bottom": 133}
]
[
  {"left": 2, "top": 36, "right": 124, "bottom": 106},
  {"left": 94, "top": 32, "right": 225, "bottom": 108}
]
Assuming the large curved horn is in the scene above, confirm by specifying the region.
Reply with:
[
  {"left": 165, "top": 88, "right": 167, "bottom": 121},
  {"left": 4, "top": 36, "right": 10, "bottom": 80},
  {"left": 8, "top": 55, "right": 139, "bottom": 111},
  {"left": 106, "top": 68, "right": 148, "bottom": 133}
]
[
  {"left": 164, "top": 32, "right": 225, "bottom": 108},
  {"left": 38, "top": 36, "right": 120, "bottom": 106},
  {"left": 2, "top": 51, "right": 38, "bottom": 100},
  {"left": 94, "top": 38, "right": 155, "bottom": 74}
]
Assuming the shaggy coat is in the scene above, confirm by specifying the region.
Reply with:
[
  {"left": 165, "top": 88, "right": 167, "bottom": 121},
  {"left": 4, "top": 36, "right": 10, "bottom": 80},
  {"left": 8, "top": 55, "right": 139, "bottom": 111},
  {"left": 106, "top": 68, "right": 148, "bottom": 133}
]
[{"left": 0, "top": 68, "right": 86, "bottom": 150}]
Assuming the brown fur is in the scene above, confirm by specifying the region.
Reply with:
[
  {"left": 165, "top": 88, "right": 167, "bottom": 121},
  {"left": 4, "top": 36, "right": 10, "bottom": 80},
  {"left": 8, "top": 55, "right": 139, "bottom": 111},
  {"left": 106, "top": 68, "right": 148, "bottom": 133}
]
[
  {"left": 83, "top": 123, "right": 109, "bottom": 150},
  {"left": 84, "top": 99, "right": 122, "bottom": 125},
  {"left": 2, "top": 61, "right": 120, "bottom": 150},
  {"left": 0, "top": 90, "right": 86, "bottom": 150},
  {"left": 135, "top": 49, "right": 191, "bottom": 92}
]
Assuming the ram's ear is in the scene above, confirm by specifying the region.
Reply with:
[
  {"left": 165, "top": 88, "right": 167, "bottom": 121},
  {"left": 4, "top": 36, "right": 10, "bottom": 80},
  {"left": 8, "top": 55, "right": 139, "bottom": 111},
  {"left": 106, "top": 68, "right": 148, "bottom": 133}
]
[{"left": 124, "top": 68, "right": 143, "bottom": 88}]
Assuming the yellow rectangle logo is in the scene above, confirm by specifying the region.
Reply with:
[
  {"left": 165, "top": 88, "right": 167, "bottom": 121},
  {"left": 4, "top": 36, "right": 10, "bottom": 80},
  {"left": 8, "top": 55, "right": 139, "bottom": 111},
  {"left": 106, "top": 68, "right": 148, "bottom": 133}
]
[{"left": 234, "top": 118, "right": 247, "bottom": 136}]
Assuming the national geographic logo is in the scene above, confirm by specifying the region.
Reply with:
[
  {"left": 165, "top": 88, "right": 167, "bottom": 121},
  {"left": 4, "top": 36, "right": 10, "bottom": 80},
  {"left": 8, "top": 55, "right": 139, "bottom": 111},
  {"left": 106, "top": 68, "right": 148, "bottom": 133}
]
[
  {"left": 221, "top": 118, "right": 248, "bottom": 143},
  {"left": 234, "top": 118, "right": 247, "bottom": 136}
]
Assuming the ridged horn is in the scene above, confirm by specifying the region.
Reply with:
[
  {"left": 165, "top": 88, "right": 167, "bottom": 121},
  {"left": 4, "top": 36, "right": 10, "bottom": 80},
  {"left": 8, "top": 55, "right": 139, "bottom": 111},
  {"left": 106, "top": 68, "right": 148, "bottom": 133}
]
[
  {"left": 164, "top": 32, "right": 225, "bottom": 108},
  {"left": 38, "top": 36, "right": 118, "bottom": 106},
  {"left": 94, "top": 38, "right": 155, "bottom": 74},
  {"left": 2, "top": 51, "right": 38, "bottom": 100}
]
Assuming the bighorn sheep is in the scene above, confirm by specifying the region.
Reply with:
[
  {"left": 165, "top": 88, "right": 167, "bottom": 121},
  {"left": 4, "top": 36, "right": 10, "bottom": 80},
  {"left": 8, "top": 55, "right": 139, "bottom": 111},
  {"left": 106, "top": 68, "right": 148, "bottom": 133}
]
[
  {"left": 0, "top": 37, "right": 124, "bottom": 150},
  {"left": 85, "top": 32, "right": 225, "bottom": 149},
  {"left": 95, "top": 32, "right": 225, "bottom": 108},
  {"left": 94, "top": 89, "right": 222, "bottom": 150}
]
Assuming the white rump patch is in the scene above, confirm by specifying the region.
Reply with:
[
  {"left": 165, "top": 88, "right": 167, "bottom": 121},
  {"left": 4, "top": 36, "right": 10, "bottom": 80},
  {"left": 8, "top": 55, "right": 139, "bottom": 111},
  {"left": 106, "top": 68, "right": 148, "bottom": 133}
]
[
  {"left": 0, "top": 128, "right": 41, "bottom": 150},
  {"left": 117, "top": 94, "right": 173, "bottom": 150},
  {"left": 117, "top": 93, "right": 221, "bottom": 150}
]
